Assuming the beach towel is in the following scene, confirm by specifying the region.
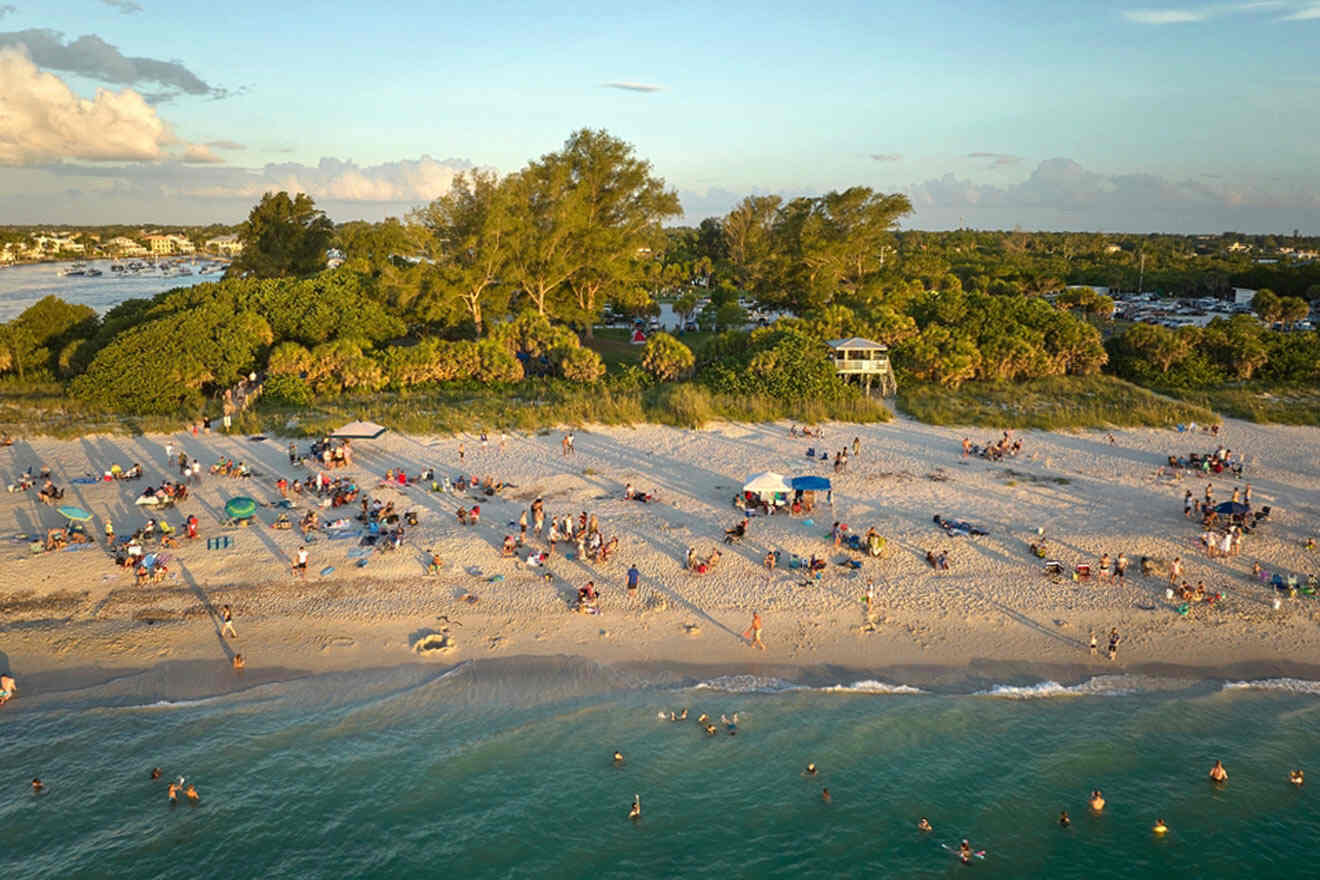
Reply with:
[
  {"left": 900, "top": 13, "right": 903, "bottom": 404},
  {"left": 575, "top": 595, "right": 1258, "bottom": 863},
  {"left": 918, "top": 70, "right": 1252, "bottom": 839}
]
[
  {"left": 347, "top": 547, "right": 371, "bottom": 558},
  {"left": 72, "top": 477, "right": 99, "bottom": 485},
  {"left": 320, "top": 566, "right": 336, "bottom": 576},
  {"left": 355, "top": 558, "right": 369, "bottom": 568}
]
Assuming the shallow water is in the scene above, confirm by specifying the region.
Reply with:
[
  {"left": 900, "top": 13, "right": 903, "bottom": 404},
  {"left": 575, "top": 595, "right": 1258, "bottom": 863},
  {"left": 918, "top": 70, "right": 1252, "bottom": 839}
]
[
  {"left": 0, "top": 260, "right": 211, "bottom": 321},
  {"left": 1, "top": 658, "right": 1317, "bottom": 879}
]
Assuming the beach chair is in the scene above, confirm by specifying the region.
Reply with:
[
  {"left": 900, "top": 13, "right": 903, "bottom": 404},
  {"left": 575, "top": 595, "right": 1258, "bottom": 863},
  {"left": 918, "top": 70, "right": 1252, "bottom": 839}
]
[{"left": 1073, "top": 563, "right": 1091, "bottom": 580}]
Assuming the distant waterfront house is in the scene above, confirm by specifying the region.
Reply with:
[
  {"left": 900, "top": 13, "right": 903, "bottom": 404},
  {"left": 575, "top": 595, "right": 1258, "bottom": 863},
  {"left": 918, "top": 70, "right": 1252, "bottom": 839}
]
[
  {"left": 107, "top": 236, "right": 149, "bottom": 257},
  {"left": 826, "top": 337, "right": 897, "bottom": 396},
  {"left": 205, "top": 234, "right": 244, "bottom": 257},
  {"left": 145, "top": 233, "right": 196, "bottom": 255}
]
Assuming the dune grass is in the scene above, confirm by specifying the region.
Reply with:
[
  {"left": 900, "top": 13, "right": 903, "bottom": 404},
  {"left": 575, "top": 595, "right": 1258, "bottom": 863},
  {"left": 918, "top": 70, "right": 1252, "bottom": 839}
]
[
  {"left": 896, "top": 375, "right": 1218, "bottom": 430},
  {"left": 270, "top": 381, "right": 893, "bottom": 436},
  {"left": 1144, "top": 385, "right": 1320, "bottom": 427}
]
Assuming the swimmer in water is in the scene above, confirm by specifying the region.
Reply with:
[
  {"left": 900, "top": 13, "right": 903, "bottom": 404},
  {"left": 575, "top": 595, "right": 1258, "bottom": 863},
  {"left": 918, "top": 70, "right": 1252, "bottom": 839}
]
[
  {"left": 721, "top": 713, "right": 738, "bottom": 735},
  {"left": 804, "top": 762, "right": 818, "bottom": 776},
  {"left": 151, "top": 767, "right": 161, "bottom": 780},
  {"left": 821, "top": 787, "right": 831, "bottom": 803},
  {"left": 32, "top": 778, "right": 44, "bottom": 794},
  {"left": 1089, "top": 789, "right": 1105, "bottom": 811},
  {"left": 1209, "top": 759, "right": 1228, "bottom": 782},
  {"left": 917, "top": 817, "right": 933, "bottom": 832},
  {"left": 1290, "top": 769, "right": 1304, "bottom": 786},
  {"left": 959, "top": 840, "right": 972, "bottom": 864},
  {"left": 677, "top": 708, "right": 687, "bottom": 720},
  {"left": 628, "top": 794, "right": 641, "bottom": 821},
  {"left": 704, "top": 724, "right": 718, "bottom": 736},
  {"left": 1153, "top": 818, "right": 1168, "bottom": 834},
  {"left": 1059, "top": 810, "right": 1070, "bottom": 828},
  {"left": 613, "top": 751, "right": 624, "bottom": 764},
  {"left": 167, "top": 782, "right": 179, "bottom": 804},
  {"left": 697, "top": 713, "right": 709, "bottom": 724},
  {"left": 185, "top": 784, "right": 199, "bottom": 802}
]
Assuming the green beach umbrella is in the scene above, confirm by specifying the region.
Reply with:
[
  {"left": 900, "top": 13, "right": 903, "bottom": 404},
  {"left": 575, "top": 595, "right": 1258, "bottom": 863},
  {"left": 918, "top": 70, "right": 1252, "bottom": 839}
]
[
  {"left": 57, "top": 505, "right": 92, "bottom": 522},
  {"left": 224, "top": 497, "right": 257, "bottom": 520}
]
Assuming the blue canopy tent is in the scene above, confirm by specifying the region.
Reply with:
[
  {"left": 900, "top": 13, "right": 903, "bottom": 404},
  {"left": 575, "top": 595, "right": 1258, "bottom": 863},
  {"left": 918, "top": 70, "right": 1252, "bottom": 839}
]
[
  {"left": 789, "top": 476, "right": 831, "bottom": 492},
  {"left": 1214, "top": 501, "right": 1249, "bottom": 516}
]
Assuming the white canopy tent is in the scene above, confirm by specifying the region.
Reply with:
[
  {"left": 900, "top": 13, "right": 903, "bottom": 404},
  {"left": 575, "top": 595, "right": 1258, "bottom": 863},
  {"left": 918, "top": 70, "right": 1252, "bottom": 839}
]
[
  {"left": 331, "top": 420, "right": 389, "bottom": 440},
  {"left": 741, "top": 471, "right": 791, "bottom": 501}
]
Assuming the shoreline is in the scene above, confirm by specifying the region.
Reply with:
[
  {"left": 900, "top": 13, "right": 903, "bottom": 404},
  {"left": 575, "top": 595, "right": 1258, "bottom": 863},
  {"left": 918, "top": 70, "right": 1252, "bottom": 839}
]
[{"left": 8, "top": 642, "right": 1320, "bottom": 710}]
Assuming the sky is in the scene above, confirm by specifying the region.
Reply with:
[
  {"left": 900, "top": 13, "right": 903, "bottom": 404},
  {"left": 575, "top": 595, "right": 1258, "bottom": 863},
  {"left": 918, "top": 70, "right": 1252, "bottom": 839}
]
[{"left": 1, "top": 0, "right": 1318, "bottom": 231}]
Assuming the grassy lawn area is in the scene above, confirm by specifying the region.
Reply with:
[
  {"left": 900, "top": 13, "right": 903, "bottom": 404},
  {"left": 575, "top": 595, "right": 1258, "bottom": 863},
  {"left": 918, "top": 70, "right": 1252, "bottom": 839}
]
[
  {"left": 896, "top": 375, "right": 1218, "bottom": 430},
  {"left": 584, "top": 328, "right": 716, "bottom": 370}
]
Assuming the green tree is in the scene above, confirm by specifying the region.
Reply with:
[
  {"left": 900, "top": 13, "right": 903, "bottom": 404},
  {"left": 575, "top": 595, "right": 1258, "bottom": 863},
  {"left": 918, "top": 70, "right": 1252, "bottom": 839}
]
[
  {"left": 1251, "top": 289, "right": 1282, "bottom": 323},
  {"left": 640, "top": 332, "right": 695, "bottom": 381},
  {"left": 1278, "top": 296, "right": 1311, "bottom": 326},
  {"left": 554, "top": 345, "right": 605, "bottom": 382},
  {"left": 410, "top": 170, "right": 513, "bottom": 334},
  {"left": 1121, "top": 323, "right": 1193, "bottom": 374},
  {"left": 228, "top": 191, "right": 335, "bottom": 279},
  {"left": 557, "top": 129, "right": 681, "bottom": 337}
]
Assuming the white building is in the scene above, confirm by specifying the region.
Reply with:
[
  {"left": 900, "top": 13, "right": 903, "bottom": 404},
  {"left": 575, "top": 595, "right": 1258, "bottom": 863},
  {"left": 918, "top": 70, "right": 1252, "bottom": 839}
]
[
  {"left": 205, "top": 234, "right": 244, "bottom": 257},
  {"left": 1233, "top": 288, "right": 1257, "bottom": 306}
]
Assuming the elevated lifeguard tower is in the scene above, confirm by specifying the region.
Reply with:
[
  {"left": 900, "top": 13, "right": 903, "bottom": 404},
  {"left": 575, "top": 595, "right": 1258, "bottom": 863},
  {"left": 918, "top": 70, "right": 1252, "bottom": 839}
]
[{"left": 826, "top": 337, "right": 896, "bottom": 396}]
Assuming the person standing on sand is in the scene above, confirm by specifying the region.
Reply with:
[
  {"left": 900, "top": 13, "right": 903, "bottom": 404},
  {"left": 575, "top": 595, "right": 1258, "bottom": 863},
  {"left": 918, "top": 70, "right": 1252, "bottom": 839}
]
[
  {"left": 165, "top": 441, "right": 174, "bottom": 461},
  {"left": 1169, "top": 557, "right": 1183, "bottom": 587},
  {"left": 745, "top": 611, "right": 766, "bottom": 650},
  {"left": 293, "top": 546, "right": 309, "bottom": 578},
  {"left": 852, "top": 437, "right": 860, "bottom": 457},
  {"left": 1116, "top": 553, "right": 1128, "bottom": 582},
  {"left": 1089, "top": 632, "right": 1098, "bottom": 656},
  {"left": 627, "top": 564, "right": 640, "bottom": 597},
  {"left": 221, "top": 604, "right": 237, "bottom": 639},
  {"left": 1107, "top": 628, "right": 1120, "bottom": 661},
  {"left": 458, "top": 443, "right": 465, "bottom": 462},
  {"left": 104, "top": 518, "right": 114, "bottom": 544}
]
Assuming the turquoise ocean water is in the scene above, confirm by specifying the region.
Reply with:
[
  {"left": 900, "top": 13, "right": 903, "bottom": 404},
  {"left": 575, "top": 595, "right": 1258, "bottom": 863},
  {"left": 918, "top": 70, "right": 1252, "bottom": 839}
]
[{"left": 2, "top": 658, "right": 1317, "bottom": 879}]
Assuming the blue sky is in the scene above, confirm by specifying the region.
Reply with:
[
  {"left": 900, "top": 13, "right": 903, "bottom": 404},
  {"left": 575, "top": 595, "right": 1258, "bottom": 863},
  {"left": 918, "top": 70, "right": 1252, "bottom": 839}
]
[{"left": 2, "top": 0, "right": 1319, "bottom": 230}]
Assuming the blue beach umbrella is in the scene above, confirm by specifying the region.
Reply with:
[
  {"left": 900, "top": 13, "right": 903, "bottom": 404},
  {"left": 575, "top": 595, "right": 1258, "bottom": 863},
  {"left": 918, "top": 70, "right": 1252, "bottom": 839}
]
[
  {"left": 1214, "top": 501, "right": 1249, "bottom": 516},
  {"left": 57, "top": 505, "right": 92, "bottom": 522},
  {"left": 224, "top": 497, "right": 257, "bottom": 520}
]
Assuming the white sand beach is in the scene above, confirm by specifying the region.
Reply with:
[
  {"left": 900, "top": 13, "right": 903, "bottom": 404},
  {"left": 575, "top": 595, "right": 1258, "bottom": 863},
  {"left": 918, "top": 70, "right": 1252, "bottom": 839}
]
[{"left": 2, "top": 416, "right": 1318, "bottom": 690}]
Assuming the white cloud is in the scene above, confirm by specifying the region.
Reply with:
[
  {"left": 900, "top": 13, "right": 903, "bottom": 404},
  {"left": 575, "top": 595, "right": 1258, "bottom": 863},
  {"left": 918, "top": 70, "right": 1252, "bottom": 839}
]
[
  {"left": 205, "top": 139, "right": 245, "bottom": 151},
  {"left": 176, "top": 156, "right": 479, "bottom": 202},
  {"left": 1123, "top": 8, "right": 1208, "bottom": 22},
  {"left": 603, "top": 81, "right": 662, "bottom": 92},
  {"left": 100, "top": 0, "right": 142, "bottom": 13},
  {"left": 967, "top": 152, "right": 1022, "bottom": 168},
  {"left": 0, "top": 47, "right": 178, "bottom": 164},
  {"left": 0, "top": 6, "right": 15, "bottom": 19},
  {"left": 869, "top": 153, "right": 902, "bottom": 162},
  {"left": 182, "top": 144, "right": 223, "bottom": 164},
  {"left": 1280, "top": 3, "right": 1320, "bottom": 18}
]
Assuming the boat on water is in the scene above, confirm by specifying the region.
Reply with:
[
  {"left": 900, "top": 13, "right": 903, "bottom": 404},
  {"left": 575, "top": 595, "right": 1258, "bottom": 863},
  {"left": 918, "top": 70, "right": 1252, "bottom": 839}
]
[
  {"left": 85, "top": 268, "right": 103, "bottom": 277},
  {"left": 59, "top": 262, "right": 89, "bottom": 277}
]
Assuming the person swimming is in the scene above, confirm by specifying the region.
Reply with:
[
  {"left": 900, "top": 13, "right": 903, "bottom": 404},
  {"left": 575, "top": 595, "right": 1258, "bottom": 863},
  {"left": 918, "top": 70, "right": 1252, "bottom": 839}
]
[
  {"left": 804, "top": 762, "right": 818, "bottom": 776},
  {"left": 1209, "top": 760, "right": 1228, "bottom": 782},
  {"left": 1153, "top": 818, "right": 1168, "bottom": 834},
  {"left": 32, "top": 778, "right": 44, "bottom": 794},
  {"left": 613, "top": 751, "right": 624, "bottom": 764},
  {"left": 1059, "top": 810, "right": 1070, "bottom": 828},
  {"left": 722, "top": 713, "right": 738, "bottom": 735},
  {"left": 959, "top": 840, "right": 972, "bottom": 864},
  {"left": 704, "top": 724, "right": 718, "bottom": 736},
  {"left": 1089, "top": 789, "right": 1105, "bottom": 811},
  {"left": 628, "top": 794, "right": 641, "bottom": 821},
  {"left": 167, "top": 782, "right": 179, "bottom": 804},
  {"left": 821, "top": 787, "right": 831, "bottom": 803},
  {"left": 1290, "top": 769, "right": 1304, "bottom": 786},
  {"left": 185, "top": 784, "right": 199, "bottom": 803},
  {"left": 696, "top": 713, "right": 709, "bottom": 724},
  {"left": 917, "top": 817, "right": 933, "bottom": 832},
  {"left": 151, "top": 767, "right": 162, "bottom": 780}
]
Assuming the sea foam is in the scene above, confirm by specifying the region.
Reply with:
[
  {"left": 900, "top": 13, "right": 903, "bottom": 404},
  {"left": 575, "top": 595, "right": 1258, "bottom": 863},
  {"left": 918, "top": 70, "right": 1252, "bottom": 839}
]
[{"left": 1222, "top": 677, "right": 1320, "bottom": 696}]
